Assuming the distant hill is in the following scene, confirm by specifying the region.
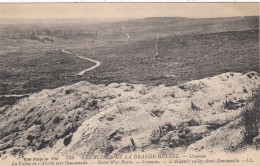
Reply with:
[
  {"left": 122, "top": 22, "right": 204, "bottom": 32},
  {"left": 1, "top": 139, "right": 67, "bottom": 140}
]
[{"left": 121, "top": 16, "right": 259, "bottom": 34}]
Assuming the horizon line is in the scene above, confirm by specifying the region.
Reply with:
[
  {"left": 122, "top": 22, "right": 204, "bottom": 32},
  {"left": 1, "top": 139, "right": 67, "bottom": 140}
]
[{"left": 0, "top": 15, "right": 259, "bottom": 19}]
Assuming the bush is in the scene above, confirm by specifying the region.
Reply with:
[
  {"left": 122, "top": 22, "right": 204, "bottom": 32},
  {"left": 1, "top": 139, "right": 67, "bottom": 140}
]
[
  {"left": 28, "top": 108, "right": 35, "bottom": 113},
  {"left": 37, "top": 139, "right": 50, "bottom": 150},
  {"left": 65, "top": 89, "right": 74, "bottom": 95},
  {"left": 104, "top": 144, "right": 114, "bottom": 155},
  {"left": 150, "top": 123, "right": 176, "bottom": 144},
  {"left": 170, "top": 93, "right": 175, "bottom": 98},
  {"left": 178, "top": 85, "right": 185, "bottom": 90},
  {"left": 242, "top": 87, "right": 260, "bottom": 144},
  {"left": 34, "top": 119, "right": 42, "bottom": 125},
  {"left": 11, "top": 149, "right": 23, "bottom": 156},
  {"left": 20, "top": 117, "right": 26, "bottom": 121},
  {"left": 191, "top": 102, "right": 200, "bottom": 111},
  {"left": 63, "top": 135, "right": 72, "bottom": 146},
  {"left": 89, "top": 100, "right": 98, "bottom": 108},
  {"left": 187, "top": 119, "right": 200, "bottom": 126},
  {"left": 40, "top": 124, "right": 45, "bottom": 132},
  {"left": 26, "top": 135, "right": 35, "bottom": 142},
  {"left": 75, "top": 115, "right": 80, "bottom": 122},
  {"left": 150, "top": 128, "right": 161, "bottom": 144},
  {"left": 60, "top": 124, "right": 78, "bottom": 139},
  {"left": 151, "top": 109, "right": 164, "bottom": 117},
  {"left": 223, "top": 100, "right": 240, "bottom": 110},
  {"left": 243, "top": 87, "right": 248, "bottom": 93},
  {"left": 53, "top": 116, "right": 62, "bottom": 124}
]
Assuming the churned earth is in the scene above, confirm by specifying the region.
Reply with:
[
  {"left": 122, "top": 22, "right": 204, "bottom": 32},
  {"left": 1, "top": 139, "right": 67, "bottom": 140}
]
[{"left": 0, "top": 71, "right": 259, "bottom": 159}]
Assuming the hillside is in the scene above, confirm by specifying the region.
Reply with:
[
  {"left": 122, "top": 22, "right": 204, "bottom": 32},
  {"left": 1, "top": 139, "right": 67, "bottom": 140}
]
[
  {"left": 104, "top": 16, "right": 259, "bottom": 40},
  {"left": 0, "top": 71, "right": 259, "bottom": 159},
  {"left": 1, "top": 17, "right": 258, "bottom": 108}
]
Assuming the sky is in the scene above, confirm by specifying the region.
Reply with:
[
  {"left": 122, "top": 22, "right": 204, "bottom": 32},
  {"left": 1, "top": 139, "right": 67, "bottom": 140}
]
[{"left": 0, "top": 3, "right": 259, "bottom": 19}]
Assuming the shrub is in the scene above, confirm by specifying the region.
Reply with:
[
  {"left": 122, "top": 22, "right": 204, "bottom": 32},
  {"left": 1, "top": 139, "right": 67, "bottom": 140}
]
[
  {"left": 151, "top": 109, "right": 164, "bottom": 117},
  {"left": 238, "top": 98, "right": 246, "bottom": 103},
  {"left": 63, "top": 135, "right": 72, "bottom": 146},
  {"left": 113, "top": 136, "right": 122, "bottom": 141},
  {"left": 178, "top": 85, "right": 185, "bottom": 90},
  {"left": 150, "top": 128, "right": 162, "bottom": 144},
  {"left": 60, "top": 124, "right": 78, "bottom": 139},
  {"left": 150, "top": 123, "right": 175, "bottom": 144},
  {"left": 24, "top": 116, "right": 31, "bottom": 124},
  {"left": 26, "top": 134, "right": 35, "bottom": 142},
  {"left": 34, "top": 119, "right": 42, "bottom": 125},
  {"left": 169, "top": 123, "right": 203, "bottom": 148},
  {"left": 104, "top": 144, "right": 114, "bottom": 155},
  {"left": 187, "top": 119, "right": 200, "bottom": 126},
  {"left": 53, "top": 116, "right": 62, "bottom": 124},
  {"left": 170, "top": 93, "right": 175, "bottom": 98},
  {"left": 11, "top": 149, "right": 23, "bottom": 156},
  {"left": 75, "top": 115, "right": 80, "bottom": 122},
  {"left": 164, "top": 123, "right": 176, "bottom": 131},
  {"left": 208, "top": 101, "right": 214, "bottom": 106},
  {"left": 89, "top": 100, "right": 98, "bottom": 108},
  {"left": 242, "top": 87, "right": 260, "bottom": 144},
  {"left": 0, "top": 142, "right": 14, "bottom": 151},
  {"left": 178, "top": 127, "right": 190, "bottom": 139},
  {"left": 191, "top": 102, "right": 200, "bottom": 111},
  {"left": 65, "top": 89, "right": 73, "bottom": 95},
  {"left": 20, "top": 117, "right": 26, "bottom": 121},
  {"left": 37, "top": 139, "right": 50, "bottom": 150},
  {"left": 243, "top": 87, "right": 248, "bottom": 93},
  {"left": 28, "top": 108, "right": 35, "bottom": 113},
  {"left": 40, "top": 124, "right": 45, "bottom": 132},
  {"left": 223, "top": 100, "right": 240, "bottom": 110}
]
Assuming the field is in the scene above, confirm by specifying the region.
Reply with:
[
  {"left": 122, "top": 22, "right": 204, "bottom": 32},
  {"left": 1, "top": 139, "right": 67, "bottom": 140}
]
[
  {"left": 0, "top": 16, "right": 260, "bottom": 159},
  {"left": 0, "top": 16, "right": 259, "bottom": 107}
]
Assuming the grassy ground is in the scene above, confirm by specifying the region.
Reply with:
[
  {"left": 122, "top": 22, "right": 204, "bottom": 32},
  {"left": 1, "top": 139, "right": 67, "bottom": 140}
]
[
  {"left": 75, "top": 29, "right": 259, "bottom": 86},
  {"left": 0, "top": 17, "right": 259, "bottom": 107}
]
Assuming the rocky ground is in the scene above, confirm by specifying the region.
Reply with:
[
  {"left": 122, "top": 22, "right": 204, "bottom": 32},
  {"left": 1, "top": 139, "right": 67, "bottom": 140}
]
[{"left": 0, "top": 71, "right": 259, "bottom": 159}]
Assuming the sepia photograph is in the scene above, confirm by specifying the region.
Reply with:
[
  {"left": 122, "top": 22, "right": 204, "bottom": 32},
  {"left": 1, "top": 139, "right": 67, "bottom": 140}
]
[{"left": 0, "top": 2, "right": 259, "bottom": 166}]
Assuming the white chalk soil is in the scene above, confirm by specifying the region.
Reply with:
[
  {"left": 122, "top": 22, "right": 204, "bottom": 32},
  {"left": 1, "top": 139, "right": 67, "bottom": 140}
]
[{"left": 0, "top": 71, "right": 259, "bottom": 159}]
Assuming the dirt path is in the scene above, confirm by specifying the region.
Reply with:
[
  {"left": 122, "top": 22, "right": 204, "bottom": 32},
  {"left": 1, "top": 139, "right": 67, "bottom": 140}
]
[
  {"left": 124, "top": 33, "right": 130, "bottom": 40},
  {"left": 2, "top": 49, "right": 101, "bottom": 98},
  {"left": 2, "top": 33, "right": 126, "bottom": 98},
  {"left": 61, "top": 49, "right": 101, "bottom": 76}
]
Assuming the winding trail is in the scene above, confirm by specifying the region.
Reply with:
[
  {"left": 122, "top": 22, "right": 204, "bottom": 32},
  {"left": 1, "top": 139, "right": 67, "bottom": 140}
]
[
  {"left": 123, "top": 33, "right": 130, "bottom": 40},
  {"left": 61, "top": 49, "right": 101, "bottom": 76},
  {"left": 2, "top": 49, "right": 101, "bottom": 98},
  {"left": 2, "top": 33, "right": 130, "bottom": 98}
]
